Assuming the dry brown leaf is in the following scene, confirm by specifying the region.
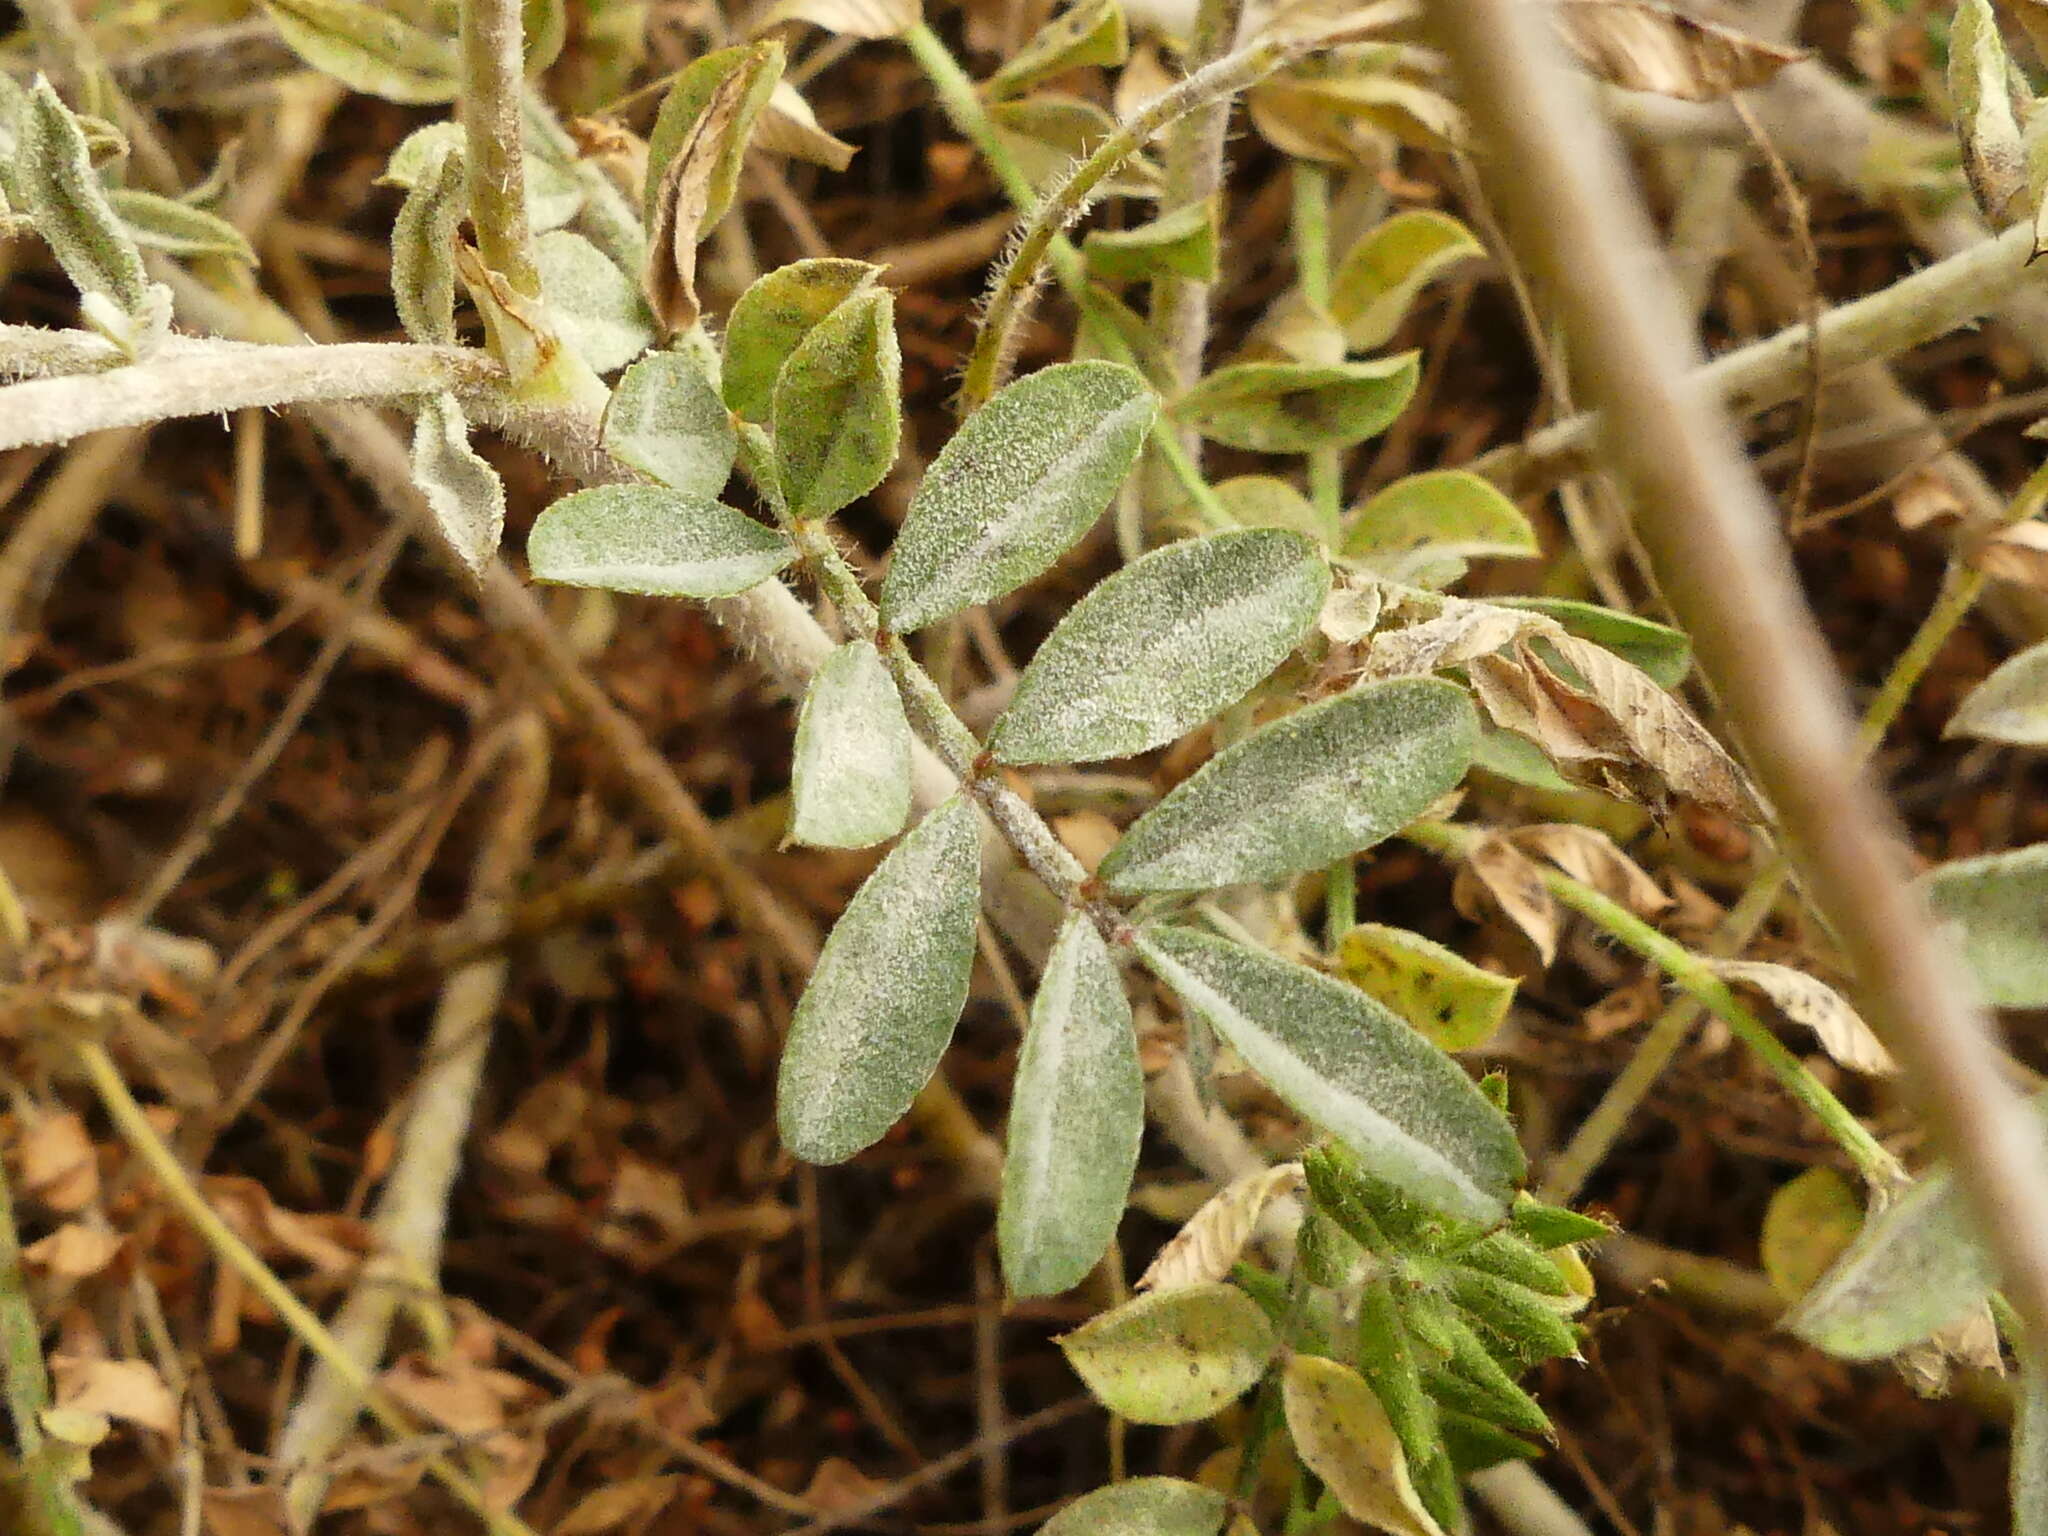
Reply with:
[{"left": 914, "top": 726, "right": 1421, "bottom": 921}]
[
  {"left": 1708, "top": 958, "right": 1898, "bottom": 1076},
  {"left": 380, "top": 1354, "right": 539, "bottom": 1437},
  {"left": 50, "top": 1356, "right": 179, "bottom": 1436},
  {"left": 1136, "top": 1162, "right": 1305, "bottom": 1292},
  {"left": 1898, "top": 1304, "right": 2005, "bottom": 1396},
  {"left": 642, "top": 65, "right": 755, "bottom": 336},
  {"left": 754, "top": 0, "right": 921, "bottom": 38},
  {"left": 1362, "top": 601, "right": 1533, "bottom": 679},
  {"left": 23, "top": 1222, "right": 125, "bottom": 1281},
  {"left": 1510, "top": 824, "right": 1671, "bottom": 917},
  {"left": 1891, "top": 467, "right": 1968, "bottom": 531},
  {"left": 18, "top": 1111, "right": 99, "bottom": 1212},
  {"left": 1970, "top": 519, "right": 2048, "bottom": 589},
  {"left": 202, "top": 1176, "right": 371, "bottom": 1273},
  {"left": 201, "top": 1486, "right": 290, "bottom": 1536},
  {"left": 754, "top": 82, "right": 858, "bottom": 171},
  {"left": 1452, "top": 833, "right": 1561, "bottom": 966},
  {"left": 1583, "top": 971, "right": 1661, "bottom": 1039},
  {"left": 555, "top": 1475, "right": 688, "bottom": 1535},
  {"left": 800, "top": 1458, "right": 890, "bottom": 1511},
  {"left": 1551, "top": 0, "right": 1807, "bottom": 101},
  {"left": 1534, "top": 634, "right": 1765, "bottom": 820}
]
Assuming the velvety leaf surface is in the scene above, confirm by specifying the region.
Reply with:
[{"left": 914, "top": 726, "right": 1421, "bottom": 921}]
[
  {"left": 1923, "top": 842, "right": 2048, "bottom": 1007},
  {"left": 789, "top": 641, "right": 912, "bottom": 849},
  {"left": 1176, "top": 356, "right": 1419, "bottom": 453},
  {"left": 1058, "top": 1283, "right": 1277, "bottom": 1424},
  {"left": 527, "top": 486, "right": 794, "bottom": 597},
  {"left": 1038, "top": 1479, "right": 1228, "bottom": 1536},
  {"left": 602, "top": 350, "right": 737, "bottom": 498},
  {"left": 723, "top": 258, "right": 882, "bottom": 422},
  {"left": 771, "top": 288, "right": 901, "bottom": 519}
]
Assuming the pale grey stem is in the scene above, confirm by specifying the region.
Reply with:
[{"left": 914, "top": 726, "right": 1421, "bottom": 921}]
[
  {"left": 1432, "top": 0, "right": 2048, "bottom": 1369},
  {"left": 0, "top": 341, "right": 500, "bottom": 453},
  {"left": 276, "top": 713, "right": 547, "bottom": 1527},
  {"left": 1469, "top": 220, "right": 2038, "bottom": 497},
  {"left": 0, "top": 323, "right": 272, "bottom": 382},
  {"left": 1149, "top": 0, "right": 1248, "bottom": 398},
  {"left": 1470, "top": 1464, "right": 1602, "bottom": 1536}
]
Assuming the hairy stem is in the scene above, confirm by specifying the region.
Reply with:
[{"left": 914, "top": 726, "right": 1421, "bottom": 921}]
[
  {"left": 459, "top": 0, "right": 540, "bottom": 296},
  {"left": 1433, "top": 0, "right": 2048, "bottom": 1359},
  {"left": 1149, "top": 0, "right": 1249, "bottom": 398},
  {"left": 1292, "top": 160, "right": 1344, "bottom": 543}
]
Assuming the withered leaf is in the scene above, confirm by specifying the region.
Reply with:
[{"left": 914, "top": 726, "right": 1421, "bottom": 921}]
[
  {"left": 1136, "top": 1163, "right": 1304, "bottom": 1293},
  {"left": 1508, "top": 824, "right": 1669, "bottom": 918},
  {"left": 1708, "top": 958, "right": 1897, "bottom": 1076},
  {"left": 643, "top": 64, "right": 757, "bottom": 336},
  {"left": 1452, "top": 832, "right": 1561, "bottom": 966},
  {"left": 1550, "top": 0, "right": 1807, "bottom": 102}
]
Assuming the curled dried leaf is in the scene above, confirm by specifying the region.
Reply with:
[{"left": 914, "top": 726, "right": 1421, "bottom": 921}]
[
  {"left": 1136, "top": 1163, "right": 1304, "bottom": 1292},
  {"left": 1707, "top": 958, "right": 1897, "bottom": 1076},
  {"left": 1508, "top": 824, "right": 1669, "bottom": 918},
  {"left": 1452, "top": 832, "right": 1560, "bottom": 966},
  {"left": 1550, "top": 0, "right": 1807, "bottom": 102}
]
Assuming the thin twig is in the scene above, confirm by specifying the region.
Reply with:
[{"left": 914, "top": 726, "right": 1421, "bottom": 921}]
[{"left": 276, "top": 713, "right": 548, "bottom": 1525}]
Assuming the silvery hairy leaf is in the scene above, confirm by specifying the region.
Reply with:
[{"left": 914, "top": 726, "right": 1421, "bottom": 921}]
[
  {"left": 1922, "top": 842, "right": 2048, "bottom": 1007},
  {"left": 535, "top": 229, "right": 655, "bottom": 374},
  {"left": 410, "top": 393, "right": 505, "bottom": 576},
  {"left": 527, "top": 486, "right": 795, "bottom": 597},
  {"left": 1175, "top": 355, "right": 1420, "bottom": 454},
  {"left": 789, "top": 641, "right": 912, "bottom": 849},
  {"left": 722, "top": 259, "right": 883, "bottom": 423},
  {"left": 771, "top": 287, "right": 901, "bottom": 520},
  {"left": 391, "top": 134, "right": 465, "bottom": 345},
  {"left": 602, "top": 350, "right": 737, "bottom": 499}
]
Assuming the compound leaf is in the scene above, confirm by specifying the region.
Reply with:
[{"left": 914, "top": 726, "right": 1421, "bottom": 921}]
[
  {"left": 882, "top": 362, "right": 1155, "bottom": 632},
  {"left": 990, "top": 530, "right": 1329, "bottom": 765},
  {"left": 528, "top": 486, "right": 795, "bottom": 597},
  {"left": 777, "top": 797, "right": 981, "bottom": 1163},
  {"left": 1136, "top": 925, "right": 1523, "bottom": 1223},
  {"left": 1098, "top": 677, "right": 1477, "bottom": 893},
  {"left": 1000, "top": 914, "right": 1143, "bottom": 1297}
]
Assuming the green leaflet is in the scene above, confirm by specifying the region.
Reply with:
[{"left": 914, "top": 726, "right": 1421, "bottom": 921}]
[
  {"left": 260, "top": 0, "right": 460, "bottom": 103},
  {"left": 1039, "top": 1478, "right": 1228, "bottom": 1536},
  {"left": 1098, "top": 677, "right": 1477, "bottom": 894},
  {"left": 411, "top": 394, "right": 506, "bottom": 576},
  {"left": 776, "top": 797, "right": 981, "bottom": 1163},
  {"left": 1784, "top": 1157, "right": 1998, "bottom": 1360},
  {"left": 984, "top": 0, "right": 1129, "bottom": 99},
  {"left": 1213, "top": 475, "right": 1327, "bottom": 542},
  {"left": 642, "top": 42, "right": 785, "bottom": 224},
  {"left": 771, "top": 287, "right": 902, "bottom": 519},
  {"left": 989, "top": 529, "right": 1329, "bottom": 766},
  {"left": 1282, "top": 1355, "right": 1446, "bottom": 1536},
  {"left": 1329, "top": 209, "right": 1483, "bottom": 351},
  {"left": 19, "top": 81, "right": 154, "bottom": 319},
  {"left": 1951, "top": 0, "right": 2026, "bottom": 223},
  {"left": 535, "top": 230, "right": 654, "bottom": 374},
  {"left": 1084, "top": 199, "right": 1219, "bottom": 285},
  {"left": 108, "top": 190, "right": 256, "bottom": 264},
  {"left": 1059, "top": 1283, "right": 1277, "bottom": 1424},
  {"left": 527, "top": 486, "right": 796, "bottom": 597},
  {"left": 1759, "top": 1166, "right": 1862, "bottom": 1302},
  {"left": 723, "top": 259, "right": 882, "bottom": 422},
  {"left": 1508, "top": 1194, "right": 1611, "bottom": 1250},
  {"left": 382, "top": 120, "right": 581, "bottom": 232},
  {"left": 1335, "top": 923, "right": 1516, "bottom": 1052},
  {"left": 1947, "top": 637, "right": 2048, "bottom": 746},
  {"left": 1344, "top": 470, "right": 1537, "bottom": 567},
  {"left": 1492, "top": 597, "right": 1692, "bottom": 688},
  {"left": 881, "top": 362, "right": 1155, "bottom": 632},
  {"left": 789, "top": 641, "right": 912, "bottom": 850},
  {"left": 391, "top": 137, "right": 466, "bottom": 345},
  {"left": 1923, "top": 843, "right": 2048, "bottom": 1007},
  {"left": 999, "top": 913, "right": 1143, "bottom": 1297},
  {"left": 1136, "top": 926, "right": 1523, "bottom": 1223},
  {"left": 602, "top": 351, "right": 737, "bottom": 499},
  {"left": 1176, "top": 355, "right": 1420, "bottom": 454}
]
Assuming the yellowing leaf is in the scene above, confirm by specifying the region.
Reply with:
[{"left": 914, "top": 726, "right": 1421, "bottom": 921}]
[
  {"left": 1344, "top": 470, "right": 1538, "bottom": 570},
  {"left": 1282, "top": 1355, "right": 1446, "bottom": 1536},
  {"left": 1137, "top": 1163, "right": 1304, "bottom": 1292},
  {"left": 1336, "top": 923, "right": 1515, "bottom": 1051},
  {"left": 756, "top": 0, "right": 922, "bottom": 38},
  {"left": 1550, "top": 0, "right": 1806, "bottom": 102},
  {"left": 1329, "top": 209, "right": 1483, "bottom": 351},
  {"left": 1040, "top": 1478, "right": 1228, "bottom": 1536},
  {"left": 1058, "top": 1283, "right": 1277, "bottom": 1424},
  {"left": 1760, "top": 1165, "right": 1862, "bottom": 1302},
  {"left": 986, "top": 0, "right": 1130, "bottom": 99},
  {"left": 1707, "top": 959, "right": 1896, "bottom": 1076}
]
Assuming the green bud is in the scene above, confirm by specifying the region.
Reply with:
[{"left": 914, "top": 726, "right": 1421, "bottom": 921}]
[
  {"left": 1458, "top": 1230, "right": 1573, "bottom": 1298},
  {"left": 1509, "top": 1192, "right": 1614, "bottom": 1249},
  {"left": 1443, "top": 1268, "right": 1581, "bottom": 1368},
  {"left": 1438, "top": 1408, "right": 1541, "bottom": 1474}
]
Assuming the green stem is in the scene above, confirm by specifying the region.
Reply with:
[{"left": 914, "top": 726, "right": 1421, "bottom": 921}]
[
  {"left": 899, "top": 22, "right": 1230, "bottom": 529},
  {"left": 1404, "top": 820, "right": 1903, "bottom": 1187},
  {"left": 0, "top": 1139, "right": 85, "bottom": 1536},
  {"left": 1291, "top": 160, "right": 1345, "bottom": 545},
  {"left": 459, "top": 0, "right": 541, "bottom": 297}
]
